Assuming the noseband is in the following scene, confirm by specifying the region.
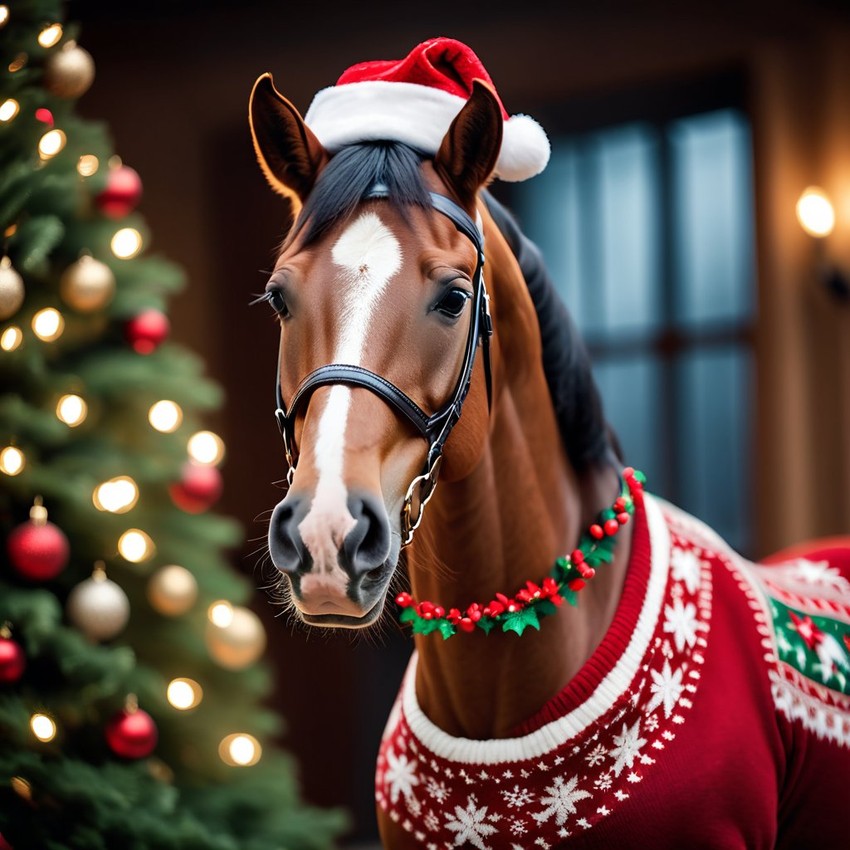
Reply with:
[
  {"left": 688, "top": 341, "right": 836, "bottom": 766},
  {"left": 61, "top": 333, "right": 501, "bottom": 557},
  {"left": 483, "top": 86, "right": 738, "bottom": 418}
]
[{"left": 272, "top": 185, "right": 493, "bottom": 547}]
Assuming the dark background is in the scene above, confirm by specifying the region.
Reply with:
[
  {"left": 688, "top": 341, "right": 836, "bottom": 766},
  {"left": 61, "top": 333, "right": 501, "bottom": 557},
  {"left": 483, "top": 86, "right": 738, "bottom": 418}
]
[{"left": 69, "top": 1, "right": 850, "bottom": 842}]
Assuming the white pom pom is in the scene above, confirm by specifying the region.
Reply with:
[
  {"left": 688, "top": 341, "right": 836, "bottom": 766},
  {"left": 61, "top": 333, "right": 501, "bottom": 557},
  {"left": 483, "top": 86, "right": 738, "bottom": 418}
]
[{"left": 497, "top": 114, "right": 552, "bottom": 182}]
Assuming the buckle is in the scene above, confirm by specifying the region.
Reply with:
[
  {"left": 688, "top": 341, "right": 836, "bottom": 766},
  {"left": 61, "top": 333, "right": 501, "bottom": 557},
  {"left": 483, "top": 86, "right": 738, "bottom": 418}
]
[{"left": 400, "top": 455, "right": 443, "bottom": 547}]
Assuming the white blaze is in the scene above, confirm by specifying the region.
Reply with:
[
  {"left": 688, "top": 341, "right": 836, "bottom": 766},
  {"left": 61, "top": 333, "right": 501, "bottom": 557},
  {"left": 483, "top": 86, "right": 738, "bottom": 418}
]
[{"left": 298, "top": 212, "right": 401, "bottom": 577}]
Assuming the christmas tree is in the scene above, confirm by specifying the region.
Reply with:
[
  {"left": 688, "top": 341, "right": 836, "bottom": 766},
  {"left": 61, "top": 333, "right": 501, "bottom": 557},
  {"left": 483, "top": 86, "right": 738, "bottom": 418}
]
[{"left": 0, "top": 2, "right": 345, "bottom": 846}]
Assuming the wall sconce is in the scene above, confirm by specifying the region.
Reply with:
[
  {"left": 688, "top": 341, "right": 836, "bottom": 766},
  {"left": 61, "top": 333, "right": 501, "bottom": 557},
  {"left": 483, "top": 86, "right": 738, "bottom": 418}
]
[{"left": 796, "top": 186, "right": 848, "bottom": 302}]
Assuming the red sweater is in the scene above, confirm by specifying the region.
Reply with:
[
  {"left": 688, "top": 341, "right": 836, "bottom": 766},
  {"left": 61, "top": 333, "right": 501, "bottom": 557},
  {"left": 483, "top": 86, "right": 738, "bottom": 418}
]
[{"left": 376, "top": 494, "right": 850, "bottom": 848}]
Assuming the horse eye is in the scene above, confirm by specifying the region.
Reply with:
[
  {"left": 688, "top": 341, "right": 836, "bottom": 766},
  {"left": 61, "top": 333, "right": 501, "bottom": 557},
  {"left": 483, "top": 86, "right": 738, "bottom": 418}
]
[
  {"left": 267, "top": 288, "right": 290, "bottom": 318},
  {"left": 434, "top": 288, "right": 471, "bottom": 319}
]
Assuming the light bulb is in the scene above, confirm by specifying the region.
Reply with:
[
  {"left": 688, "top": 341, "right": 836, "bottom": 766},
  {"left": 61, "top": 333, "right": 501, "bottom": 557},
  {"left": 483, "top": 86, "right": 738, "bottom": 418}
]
[
  {"left": 118, "top": 528, "right": 155, "bottom": 563},
  {"left": 30, "top": 713, "right": 56, "bottom": 742},
  {"left": 37, "top": 23, "right": 63, "bottom": 48},
  {"left": 0, "top": 7, "right": 9, "bottom": 29},
  {"left": 0, "top": 445, "right": 24, "bottom": 475},
  {"left": 796, "top": 187, "right": 836, "bottom": 238},
  {"left": 219, "top": 733, "right": 261, "bottom": 767},
  {"left": 1, "top": 326, "right": 22, "bottom": 351},
  {"left": 32, "top": 307, "right": 64, "bottom": 341},
  {"left": 148, "top": 400, "right": 182, "bottom": 433},
  {"left": 0, "top": 98, "right": 19, "bottom": 122},
  {"left": 56, "top": 393, "right": 87, "bottom": 426},
  {"left": 111, "top": 228, "right": 143, "bottom": 259},
  {"left": 208, "top": 600, "right": 234, "bottom": 628},
  {"left": 93, "top": 476, "right": 139, "bottom": 513},
  {"left": 77, "top": 155, "right": 99, "bottom": 177},
  {"left": 38, "top": 129, "right": 66, "bottom": 160},
  {"left": 187, "top": 430, "right": 225, "bottom": 466},
  {"left": 166, "top": 677, "right": 203, "bottom": 710}
]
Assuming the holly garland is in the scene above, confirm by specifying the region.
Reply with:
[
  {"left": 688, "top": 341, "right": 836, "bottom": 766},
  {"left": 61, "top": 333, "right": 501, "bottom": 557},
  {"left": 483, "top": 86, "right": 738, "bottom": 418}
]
[{"left": 396, "top": 467, "right": 646, "bottom": 639}]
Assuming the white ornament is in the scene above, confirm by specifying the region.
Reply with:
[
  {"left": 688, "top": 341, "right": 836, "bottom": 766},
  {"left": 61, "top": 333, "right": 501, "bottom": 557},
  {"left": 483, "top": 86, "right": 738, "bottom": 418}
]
[{"left": 67, "top": 565, "right": 130, "bottom": 641}]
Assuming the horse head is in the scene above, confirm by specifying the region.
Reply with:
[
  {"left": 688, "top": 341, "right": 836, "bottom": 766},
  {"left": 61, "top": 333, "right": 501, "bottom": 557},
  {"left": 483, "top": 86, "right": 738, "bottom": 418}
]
[{"left": 249, "top": 73, "right": 504, "bottom": 628}]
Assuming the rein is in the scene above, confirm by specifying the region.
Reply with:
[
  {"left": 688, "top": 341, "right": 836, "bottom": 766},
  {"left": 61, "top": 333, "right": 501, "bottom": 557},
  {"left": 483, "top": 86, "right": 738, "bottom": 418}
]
[{"left": 271, "top": 186, "right": 494, "bottom": 546}]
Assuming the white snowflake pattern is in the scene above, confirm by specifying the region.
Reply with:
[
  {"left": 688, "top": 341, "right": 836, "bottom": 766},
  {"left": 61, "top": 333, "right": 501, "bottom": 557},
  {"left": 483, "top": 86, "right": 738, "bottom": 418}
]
[
  {"left": 645, "top": 714, "right": 659, "bottom": 732},
  {"left": 423, "top": 810, "right": 440, "bottom": 832},
  {"left": 532, "top": 776, "right": 591, "bottom": 826},
  {"left": 789, "top": 558, "right": 849, "bottom": 591},
  {"left": 671, "top": 548, "right": 702, "bottom": 594},
  {"left": 445, "top": 796, "right": 498, "bottom": 850},
  {"left": 509, "top": 818, "right": 527, "bottom": 836},
  {"left": 646, "top": 660, "right": 685, "bottom": 718},
  {"left": 663, "top": 598, "right": 699, "bottom": 652},
  {"left": 384, "top": 749, "right": 419, "bottom": 804},
  {"left": 609, "top": 719, "right": 648, "bottom": 776},
  {"left": 501, "top": 785, "right": 535, "bottom": 809},
  {"left": 594, "top": 772, "right": 612, "bottom": 791},
  {"left": 584, "top": 743, "right": 607, "bottom": 767},
  {"left": 425, "top": 776, "right": 448, "bottom": 803}
]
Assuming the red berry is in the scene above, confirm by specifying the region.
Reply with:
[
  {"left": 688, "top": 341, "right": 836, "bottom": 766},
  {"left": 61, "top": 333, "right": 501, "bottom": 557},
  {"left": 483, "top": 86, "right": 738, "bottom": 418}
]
[
  {"left": 613, "top": 497, "right": 626, "bottom": 512},
  {"left": 590, "top": 524, "right": 604, "bottom": 540},
  {"left": 617, "top": 512, "right": 630, "bottom": 525},
  {"left": 395, "top": 592, "right": 413, "bottom": 607},
  {"left": 433, "top": 606, "right": 445, "bottom": 619},
  {"left": 568, "top": 578, "right": 586, "bottom": 592},
  {"left": 604, "top": 519, "right": 619, "bottom": 536},
  {"left": 571, "top": 549, "right": 584, "bottom": 564},
  {"left": 458, "top": 618, "right": 476, "bottom": 633}
]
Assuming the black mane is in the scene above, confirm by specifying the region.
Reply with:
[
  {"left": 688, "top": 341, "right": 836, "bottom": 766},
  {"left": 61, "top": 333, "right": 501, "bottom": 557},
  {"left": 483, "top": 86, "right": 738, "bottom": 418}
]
[{"left": 289, "top": 141, "right": 613, "bottom": 473}]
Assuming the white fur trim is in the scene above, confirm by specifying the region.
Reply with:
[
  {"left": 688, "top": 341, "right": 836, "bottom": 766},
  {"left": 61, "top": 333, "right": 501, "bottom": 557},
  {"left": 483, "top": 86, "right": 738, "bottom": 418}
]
[{"left": 304, "top": 80, "right": 550, "bottom": 182}]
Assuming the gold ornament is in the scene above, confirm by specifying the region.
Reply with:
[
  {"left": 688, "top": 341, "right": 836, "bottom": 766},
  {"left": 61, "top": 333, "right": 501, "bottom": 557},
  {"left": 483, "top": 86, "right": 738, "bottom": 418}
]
[
  {"left": 205, "top": 605, "right": 266, "bottom": 670},
  {"left": 60, "top": 255, "right": 115, "bottom": 312},
  {"left": 147, "top": 564, "right": 197, "bottom": 616},
  {"left": 43, "top": 41, "right": 95, "bottom": 99},
  {"left": 0, "top": 257, "right": 24, "bottom": 320}
]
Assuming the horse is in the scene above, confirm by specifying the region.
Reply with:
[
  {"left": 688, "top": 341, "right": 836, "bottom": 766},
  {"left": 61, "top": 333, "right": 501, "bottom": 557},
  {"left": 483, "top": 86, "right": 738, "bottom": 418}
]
[{"left": 247, "top": 46, "right": 850, "bottom": 849}]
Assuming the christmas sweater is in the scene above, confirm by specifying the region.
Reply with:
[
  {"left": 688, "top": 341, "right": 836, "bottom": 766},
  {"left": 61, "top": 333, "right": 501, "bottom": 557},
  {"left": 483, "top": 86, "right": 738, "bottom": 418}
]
[{"left": 375, "top": 494, "right": 850, "bottom": 849}]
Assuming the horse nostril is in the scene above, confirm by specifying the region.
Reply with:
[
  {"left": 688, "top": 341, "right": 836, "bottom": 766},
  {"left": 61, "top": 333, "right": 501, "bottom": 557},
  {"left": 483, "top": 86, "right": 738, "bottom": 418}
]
[
  {"left": 269, "top": 495, "right": 309, "bottom": 574},
  {"left": 343, "top": 490, "right": 391, "bottom": 576}
]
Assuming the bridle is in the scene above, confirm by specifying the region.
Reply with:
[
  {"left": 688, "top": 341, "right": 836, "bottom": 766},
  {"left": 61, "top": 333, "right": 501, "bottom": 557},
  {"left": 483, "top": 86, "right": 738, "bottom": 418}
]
[{"left": 271, "top": 184, "right": 493, "bottom": 547}]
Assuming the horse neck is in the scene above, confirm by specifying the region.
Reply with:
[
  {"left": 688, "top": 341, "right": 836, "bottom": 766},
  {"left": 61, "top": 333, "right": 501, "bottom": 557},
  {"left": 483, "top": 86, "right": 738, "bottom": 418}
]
[{"left": 407, "top": 203, "right": 628, "bottom": 740}]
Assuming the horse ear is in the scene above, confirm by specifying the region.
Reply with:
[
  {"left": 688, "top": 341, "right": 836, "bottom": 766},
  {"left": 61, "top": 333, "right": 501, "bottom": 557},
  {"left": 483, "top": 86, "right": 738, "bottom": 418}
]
[
  {"left": 249, "top": 73, "right": 327, "bottom": 205},
  {"left": 434, "top": 79, "right": 503, "bottom": 205}
]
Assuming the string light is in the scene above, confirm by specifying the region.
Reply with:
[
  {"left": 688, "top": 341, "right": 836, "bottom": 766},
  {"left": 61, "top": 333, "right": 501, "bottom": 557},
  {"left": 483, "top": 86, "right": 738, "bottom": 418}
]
[
  {"left": 1, "top": 326, "right": 22, "bottom": 351},
  {"left": 56, "top": 393, "right": 87, "bottom": 426},
  {"left": 110, "top": 228, "right": 143, "bottom": 259},
  {"left": 166, "top": 678, "right": 203, "bottom": 710},
  {"left": 0, "top": 98, "right": 19, "bottom": 122},
  {"left": 10, "top": 776, "right": 32, "bottom": 801},
  {"left": 118, "top": 528, "right": 155, "bottom": 563},
  {"left": 32, "top": 307, "right": 64, "bottom": 341},
  {"left": 208, "top": 600, "right": 234, "bottom": 628},
  {"left": 93, "top": 476, "right": 139, "bottom": 513},
  {"left": 37, "top": 23, "right": 63, "bottom": 48},
  {"left": 77, "top": 154, "right": 99, "bottom": 177},
  {"left": 38, "top": 128, "right": 66, "bottom": 160},
  {"left": 8, "top": 53, "right": 26, "bottom": 73},
  {"left": 0, "top": 7, "right": 9, "bottom": 29},
  {"left": 219, "top": 733, "right": 261, "bottom": 767},
  {"left": 0, "top": 445, "right": 24, "bottom": 475},
  {"left": 148, "top": 400, "right": 182, "bottom": 433},
  {"left": 187, "top": 430, "right": 225, "bottom": 466},
  {"left": 30, "top": 713, "right": 57, "bottom": 742},
  {"left": 796, "top": 187, "right": 836, "bottom": 238}
]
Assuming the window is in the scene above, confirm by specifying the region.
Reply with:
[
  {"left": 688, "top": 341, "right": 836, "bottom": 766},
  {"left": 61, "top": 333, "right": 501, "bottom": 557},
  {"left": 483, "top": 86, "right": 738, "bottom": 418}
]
[{"left": 513, "top": 108, "right": 756, "bottom": 553}]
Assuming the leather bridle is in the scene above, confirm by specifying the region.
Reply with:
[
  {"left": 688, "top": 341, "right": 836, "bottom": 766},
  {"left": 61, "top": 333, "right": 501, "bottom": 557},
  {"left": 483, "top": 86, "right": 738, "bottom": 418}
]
[{"left": 272, "top": 185, "right": 493, "bottom": 547}]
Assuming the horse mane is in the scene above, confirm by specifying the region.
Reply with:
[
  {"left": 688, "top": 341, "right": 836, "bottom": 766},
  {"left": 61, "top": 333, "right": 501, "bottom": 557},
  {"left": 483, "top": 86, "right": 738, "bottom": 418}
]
[{"left": 289, "top": 141, "right": 614, "bottom": 473}]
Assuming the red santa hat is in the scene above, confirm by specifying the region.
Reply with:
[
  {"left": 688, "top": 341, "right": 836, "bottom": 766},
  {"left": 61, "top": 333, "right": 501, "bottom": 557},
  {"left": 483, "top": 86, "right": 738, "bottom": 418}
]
[{"left": 303, "top": 38, "right": 550, "bottom": 183}]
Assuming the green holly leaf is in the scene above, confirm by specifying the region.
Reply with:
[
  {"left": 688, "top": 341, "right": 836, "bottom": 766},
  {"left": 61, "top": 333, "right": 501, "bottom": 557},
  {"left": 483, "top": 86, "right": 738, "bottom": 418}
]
[
  {"left": 562, "top": 587, "right": 579, "bottom": 607},
  {"left": 411, "top": 617, "right": 442, "bottom": 636},
  {"left": 502, "top": 607, "right": 541, "bottom": 636},
  {"left": 477, "top": 617, "right": 496, "bottom": 635},
  {"left": 437, "top": 620, "right": 456, "bottom": 640},
  {"left": 535, "top": 599, "right": 558, "bottom": 619},
  {"left": 399, "top": 607, "right": 418, "bottom": 624}
]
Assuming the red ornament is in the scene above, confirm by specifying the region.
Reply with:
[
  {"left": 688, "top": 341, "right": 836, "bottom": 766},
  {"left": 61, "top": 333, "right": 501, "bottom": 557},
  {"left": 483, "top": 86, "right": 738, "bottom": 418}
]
[
  {"left": 7, "top": 498, "right": 69, "bottom": 581},
  {"left": 96, "top": 164, "right": 142, "bottom": 219},
  {"left": 125, "top": 309, "right": 169, "bottom": 355},
  {"left": 35, "top": 107, "right": 54, "bottom": 126},
  {"left": 105, "top": 704, "right": 157, "bottom": 759},
  {"left": 0, "top": 632, "right": 26, "bottom": 683},
  {"left": 169, "top": 462, "right": 222, "bottom": 514}
]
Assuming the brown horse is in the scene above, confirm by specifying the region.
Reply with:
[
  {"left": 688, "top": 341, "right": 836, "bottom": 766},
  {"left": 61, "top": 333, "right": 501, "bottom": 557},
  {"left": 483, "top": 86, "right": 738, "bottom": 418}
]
[{"left": 249, "top": 68, "right": 850, "bottom": 850}]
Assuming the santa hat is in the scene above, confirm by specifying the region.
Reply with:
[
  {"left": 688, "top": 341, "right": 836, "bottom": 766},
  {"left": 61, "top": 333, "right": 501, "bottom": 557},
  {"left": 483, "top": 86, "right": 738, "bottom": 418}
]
[{"left": 303, "top": 38, "right": 550, "bottom": 183}]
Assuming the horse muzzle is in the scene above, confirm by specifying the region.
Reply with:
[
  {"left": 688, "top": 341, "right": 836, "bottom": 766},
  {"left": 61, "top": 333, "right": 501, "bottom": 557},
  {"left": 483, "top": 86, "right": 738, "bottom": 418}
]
[{"left": 268, "top": 488, "right": 399, "bottom": 627}]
